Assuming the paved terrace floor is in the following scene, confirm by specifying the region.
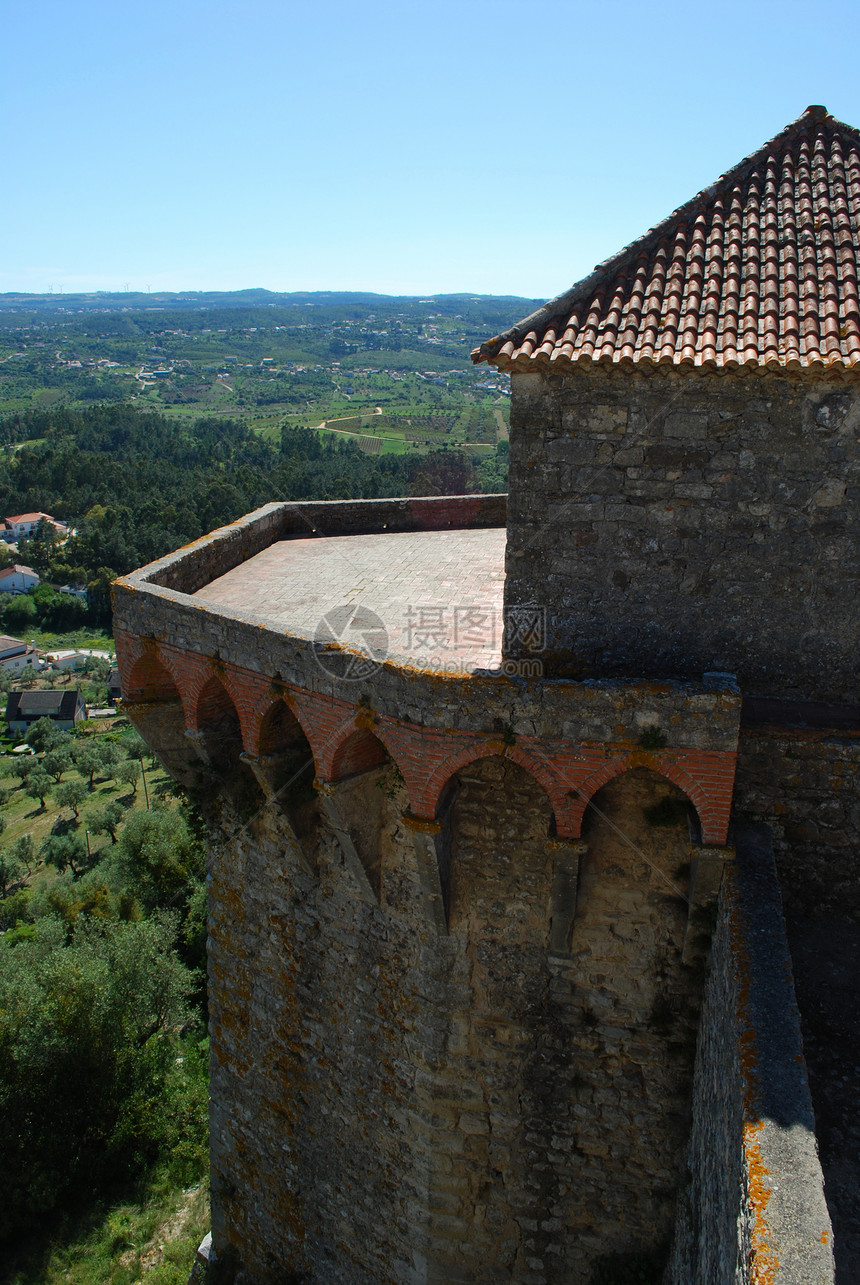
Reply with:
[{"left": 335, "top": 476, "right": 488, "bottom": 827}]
[{"left": 192, "top": 528, "right": 507, "bottom": 673}]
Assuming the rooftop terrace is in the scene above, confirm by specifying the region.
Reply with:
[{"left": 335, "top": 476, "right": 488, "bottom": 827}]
[{"left": 192, "top": 527, "right": 507, "bottom": 673}]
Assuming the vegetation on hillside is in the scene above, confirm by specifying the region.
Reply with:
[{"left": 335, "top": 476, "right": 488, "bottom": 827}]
[
  {"left": 0, "top": 405, "right": 508, "bottom": 628},
  {"left": 0, "top": 290, "right": 521, "bottom": 454},
  {"left": 0, "top": 715, "right": 208, "bottom": 1282}
]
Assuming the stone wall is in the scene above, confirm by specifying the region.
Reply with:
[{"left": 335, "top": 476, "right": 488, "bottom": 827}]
[
  {"left": 734, "top": 722, "right": 860, "bottom": 923},
  {"left": 666, "top": 823, "right": 834, "bottom": 1284},
  {"left": 141, "top": 494, "right": 506, "bottom": 595},
  {"left": 110, "top": 495, "right": 775, "bottom": 1283},
  {"left": 204, "top": 754, "right": 707, "bottom": 1283},
  {"left": 504, "top": 364, "right": 860, "bottom": 701}
]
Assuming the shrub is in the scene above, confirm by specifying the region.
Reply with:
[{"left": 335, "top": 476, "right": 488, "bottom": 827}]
[{"left": 0, "top": 914, "right": 197, "bottom": 1241}]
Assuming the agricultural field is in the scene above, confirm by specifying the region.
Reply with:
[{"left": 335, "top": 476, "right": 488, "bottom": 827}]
[{"left": 0, "top": 289, "right": 529, "bottom": 457}]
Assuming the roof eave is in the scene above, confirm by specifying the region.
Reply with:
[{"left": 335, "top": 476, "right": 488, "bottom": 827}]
[{"left": 472, "top": 105, "right": 860, "bottom": 368}]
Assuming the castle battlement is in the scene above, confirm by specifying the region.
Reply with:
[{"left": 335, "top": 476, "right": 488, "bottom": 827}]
[{"left": 113, "top": 495, "right": 741, "bottom": 851}]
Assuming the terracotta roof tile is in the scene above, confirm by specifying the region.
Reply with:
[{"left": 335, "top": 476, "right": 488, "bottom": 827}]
[{"left": 473, "top": 107, "right": 860, "bottom": 372}]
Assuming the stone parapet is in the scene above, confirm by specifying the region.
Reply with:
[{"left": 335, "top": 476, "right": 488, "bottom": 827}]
[
  {"left": 111, "top": 495, "right": 742, "bottom": 846},
  {"left": 113, "top": 631, "right": 740, "bottom": 846},
  {"left": 136, "top": 494, "right": 507, "bottom": 596},
  {"left": 667, "top": 823, "right": 834, "bottom": 1283}
]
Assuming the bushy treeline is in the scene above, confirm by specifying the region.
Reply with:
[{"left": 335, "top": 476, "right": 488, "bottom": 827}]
[
  {"left": 0, "top": 718, "right": 208, "bottom": 1244},
  {"left": 0, "top": 406, "right": 506, "bottom": 618}
]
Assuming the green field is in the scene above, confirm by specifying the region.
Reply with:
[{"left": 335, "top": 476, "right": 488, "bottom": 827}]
[{"left": 0, "top": 289, "right": 521, "bottom": 456}]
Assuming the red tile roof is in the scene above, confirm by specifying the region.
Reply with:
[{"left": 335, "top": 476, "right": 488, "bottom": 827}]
[
  {"left": 0, "top": 565, "right": 38, "bottom": 579},
  {"left": 473, "top": 106, "right": 860, "bottom": 373}
]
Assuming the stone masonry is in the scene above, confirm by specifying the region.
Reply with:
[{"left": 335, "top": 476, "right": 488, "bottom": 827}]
[{"left": 504, "top": 364, "right": 860, "bottom": 701}]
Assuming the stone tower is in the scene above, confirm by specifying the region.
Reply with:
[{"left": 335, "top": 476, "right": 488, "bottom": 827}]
[{"left": 114, "top": 107, "right": 859, "bottom": 1283}]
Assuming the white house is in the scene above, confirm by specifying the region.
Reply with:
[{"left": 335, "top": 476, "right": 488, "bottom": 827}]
[
  {"left": 45, "top": 648, "right": 112, "bottom": 672},
  {"left": 0, "top": 635, "right": 41, "bottom": 675},
  {"left": 45, "top": 649, "right": 86, "bottom": 672},
  {"left": 0, "top": 564, "right": 40, "bottom": 594},
  {"left": 3, "top": 512, "right": 67, "bottom": 543},
  {"left": 6, "top": 689, "right": 86, "bottom": 734}
]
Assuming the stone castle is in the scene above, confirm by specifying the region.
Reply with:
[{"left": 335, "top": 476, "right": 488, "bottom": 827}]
[{"left": 114, "top": 107, "right": 859, "bottom": 1282}]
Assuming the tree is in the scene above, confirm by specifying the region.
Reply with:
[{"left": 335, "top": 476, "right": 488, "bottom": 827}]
[
  {"left": 90, "top": 799, "right": 124, "bottom": 843},
  {"left": 98, "top": 741, "right": 123, "bottom": 777},
  {"left": 410, "top": 448, "right": 478, "bottom": 497},
  {"left": 10, "top": 834, "right": 35, "bottom": 875},
  {"left": 24, "top": 769, "right": 53, "bottom": 809},
  {"left": 0, "top": 914, "right": 196, "bottom": 1238},
  {"left": 17, "top": 518, "right": 62, "bottom": 576},
  {"left": 40, "top": 832, "right": 88, "bottom": 877},
  {"left": 115, "top": 758, "right": 141, "bottom": 794},
  {"left": 55, "top": 778, "right": 88, "bottom": 819},
  {"left": 6, "top": 754, "right": 36, "bottom": 782},
  {"left": 73, "top": 740, "right": 111, "bottom": 789},
  {"left": 25, "top": 717, "right": 67, "bottom": 754},
  {"left": 85, "top": 567, "right": 119, "bottom": 627},
  {"left": 2, "top": 594, "right": 37, "bottom": 633},
  {"left": 84, "top": 656, "right": 111, "bottom": 681},
  {"left": 42, "top": 746, "right": 72, "bottom": 783},
  {"left": 113, "top": 806, "right": 205, "bottom": 910},
  {"left": 120, "top": 728, "right": 148, "bottom": 760},
  {"left": 18, "top": 664, "right": 38, "bottom": 689},
  {"left": 0, "top": 849, "right": 23, "bottom": 897},
  {"left": 40, "top": 593, "right": 88, "bottom": 633}
]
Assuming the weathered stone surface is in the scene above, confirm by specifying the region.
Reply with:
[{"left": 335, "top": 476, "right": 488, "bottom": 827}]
[
  {"left": 505, "top": 365, "right": 860, "bottom": 700},
  {"left": 734, "top": 726, "right": 860, "bottom": 922},
  {"left": 667, "top": 824, "right": 834, "bottom": 1284},
  {"left": 204, "top": 758, "right": 704, "bottom": 1283},
  {"left": 112, "top": 481, "right": 849, "bottom": 1283}
]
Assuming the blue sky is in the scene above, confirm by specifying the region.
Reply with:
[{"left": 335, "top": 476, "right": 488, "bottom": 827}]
[{"left": 4, "top": 0, "right": 860, "bottom": 298}]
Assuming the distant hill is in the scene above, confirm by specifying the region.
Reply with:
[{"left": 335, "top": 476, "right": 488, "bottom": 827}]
[{"left": 0, "top": 289, "right": 541, "bottom": 329}]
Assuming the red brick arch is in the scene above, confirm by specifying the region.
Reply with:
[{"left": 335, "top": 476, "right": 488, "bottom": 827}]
[
  {"left": 254, "top": 697, "right": 310, "bottom": 757},
  {"left": 123, "top": 652, "right": 181, "bottom": 704},
  {"left": 329, "top": 727, "right": 390, "bottom": 780},
  {"left": 113, "top": 632, "right": 736, "bottom": 843},
  {"left": 570, "top": 754, "right": 709, "bottom": 840},
  {"left": 193, "top": 673, "right": 243, "bottom": 740},
  {"left": 424, "top": 744, "right": 564, "bottom": 834},
  {"left": 118, "top": 638, "right": 207, "bottom": 730},
  {"left": 316, "top": 716, "right": 406, "bottom": 783}
]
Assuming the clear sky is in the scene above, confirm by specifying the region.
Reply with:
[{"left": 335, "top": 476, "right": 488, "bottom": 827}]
[{"left": 4, "top": 0, "right": 860, "bottom": 300}]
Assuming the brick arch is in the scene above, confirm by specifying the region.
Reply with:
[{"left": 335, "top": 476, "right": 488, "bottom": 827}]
[
  {"left": 153, "top": 648, "right": 222, "bottom": 732},
  {"left": 124, "top": 651, "right": 181, "bottom": 704},
  {"left": 120, "top": 641, "right": 211, "bottom": 731},
  {"left": 330, "top": 727, "right": 390, "bottom": 780},
  {"left": 256, "top": 697, "right": 310, "bottom": 757},
  {"left": 571, "top": 754, "right": 706, "bottom": 839},
  {"left": 426, "top": 745, "right": 561, "bottom": 834},
  {"left": 503, "top": 744, "right": 584, "bottom": 836},
  {"left": 317, "top": 716, "right": 404, "bottom": 783},
  {"left": 193, "top": 673, "right": 245, "bottom": 755}
]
